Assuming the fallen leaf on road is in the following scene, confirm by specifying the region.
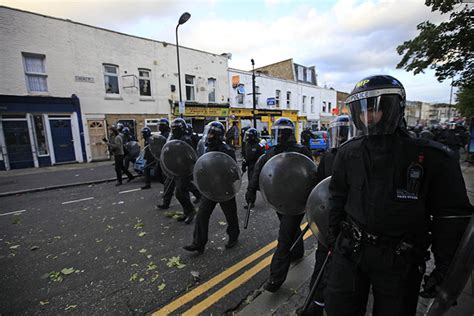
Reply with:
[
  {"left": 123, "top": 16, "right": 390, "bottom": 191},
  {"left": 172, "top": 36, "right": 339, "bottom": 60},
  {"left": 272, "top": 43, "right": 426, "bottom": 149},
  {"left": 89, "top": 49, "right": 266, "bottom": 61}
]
[
  {"left": 30, "top": 245, "right": 40, "bottom": 251},
  {"left": 138, "top": 231, "right": 147, "bottom": 237},
  {"left": 163, "top": 256, "right": 186, "bottom": 269},
  {"left": 139, "top": 277, "right": 145, "bottom": 282},
  {"left": 39, "top": 300, "right": 49, "bottom": 305},
  {"left": 61, "top": 267, "right": 75, "bottom": 275},
  {"left": 147, "top": 262, "right": 157, "bottom": 271},
  {"left": 9, "top": 245, "right": 20, "bottom": 250},
  {"left": 49, "top": 271, "right": 63, "bottom": 282},
  {"left": 129, "top": 273, "right": 138, "bottom": 282},
  {"left": 151, "top": 272, "right": 160, "bottom": 282},
  {"left": 134, "top": 220, "right": 144, "bottom": 229},
  {"left": 118, "top": 201, "right": 124, "bottom": 204},
  {"left": 218, "top": 221, "right": 226, "bottom": 226},
  {"left": 191, "top": 271, "right": 200, "bottom": 281},
  {"left": 146, "top": 255, "right": 152, "bottom": 259},
  {"left": 65, "top": 304, "right": 77, "bottom": 311},
  {"left": 139, "top": 248, "right": 147, "bottom": 254},
  {"left": 158, "top": 283, "right": 166, "bottom": 291},
  {"left": 12, "top": 216, "right": 21, "bottom": 225},
  {"left": 53, "top": 236, "right": 61, "bottom": 240}
]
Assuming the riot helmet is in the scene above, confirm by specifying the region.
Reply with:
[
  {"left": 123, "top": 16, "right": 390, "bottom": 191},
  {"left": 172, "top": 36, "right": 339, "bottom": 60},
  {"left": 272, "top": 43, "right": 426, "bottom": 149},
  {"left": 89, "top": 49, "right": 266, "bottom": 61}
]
[
  {"left": 171, "top": 118, "right": 187, "bottom": 138},
  {"left": 327, "top": 115, "right": 353, "bottom": 149},
  {"left": 116, "top": 122, "right": 124, "bottom": 132},
  {"left": 206, "top": 121, "right": 225, "bottom": 147},
  {"left": 271, "top": 117, "right": 296, "bottom": 146},
  {"left": 122, "top": 126, "right": 130, "bottom": 135},
  {"left": 141, "top": 126, "right": 152, "bottom": 139},
  {"left": 346, "top": 75, "right": 406, "bottom": 136},
  {"left": 186, "top": 123, "right": 194, "bottom": 133},
  {"left": 158, "top": 118, "right": 170, "bottom": 133},
  {"left": 244, "top": 128, "right": 260, "bottom": 143}
]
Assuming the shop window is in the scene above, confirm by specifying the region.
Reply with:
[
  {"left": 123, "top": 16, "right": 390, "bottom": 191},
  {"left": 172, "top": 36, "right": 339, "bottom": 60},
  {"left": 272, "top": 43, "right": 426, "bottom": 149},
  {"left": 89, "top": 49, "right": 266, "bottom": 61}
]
[
  {"left": 103, "top": 64, "right": 120, "bottom": 94},
  {"left": 275, "top": 90, "right": 281, "bottom": 108},
  {"left": 138, "top": 69, "right": 151, "bottom": 96},
  {"left": 208, "top": 78, "right": 216, "bottom": 102},
  {"left": 22, "top": 53, "right": 48, "bottom": 92},
  {"left": 237, "top": 84, "right": 245, "bottom": 104},
  {"left": 33, "top": 115, "right": 49, "bottom": 156},
  {"left": 185, "top": 74, "right": 195, "bottom": 101},
  {"left": 286, "top": 91, "right": 291, "bottom": 109}
]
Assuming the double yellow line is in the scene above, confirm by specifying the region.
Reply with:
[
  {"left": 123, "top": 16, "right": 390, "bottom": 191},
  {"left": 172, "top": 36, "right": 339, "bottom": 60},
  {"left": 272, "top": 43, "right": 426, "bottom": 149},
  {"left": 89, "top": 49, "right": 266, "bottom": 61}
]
[{"left": 153, "top": 224, "right": 314, "bottom": 315}]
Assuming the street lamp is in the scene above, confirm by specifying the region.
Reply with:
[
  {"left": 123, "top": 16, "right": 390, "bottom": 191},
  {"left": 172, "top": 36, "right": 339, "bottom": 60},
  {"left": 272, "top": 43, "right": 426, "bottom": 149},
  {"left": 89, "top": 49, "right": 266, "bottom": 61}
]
[
  {"left": 176, "top": 12, "right": 191, "bottom": 116},
  {"left": 251, "top": 58, "right": 257, "bottom": 128}
]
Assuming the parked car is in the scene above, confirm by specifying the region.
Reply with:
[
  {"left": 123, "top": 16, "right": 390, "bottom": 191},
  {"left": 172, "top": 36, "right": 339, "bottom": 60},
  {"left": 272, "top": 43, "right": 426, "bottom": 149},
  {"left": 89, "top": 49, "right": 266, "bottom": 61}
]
[{"left": 310, "top": 131, "right": 328, "bottom": 153}]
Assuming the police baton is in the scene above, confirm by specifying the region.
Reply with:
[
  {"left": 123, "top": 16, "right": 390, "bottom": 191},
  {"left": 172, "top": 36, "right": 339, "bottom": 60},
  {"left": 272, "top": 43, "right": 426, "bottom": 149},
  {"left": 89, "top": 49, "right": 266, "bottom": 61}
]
[
  {"left": 301, "top": 250, "right": 331, "bottom": 314},
  {"left": 244, "top": 202, "right": 254, "bottom": 229},
  {"left": 290, "top": 223, "right": 310, "bottom": 253}
]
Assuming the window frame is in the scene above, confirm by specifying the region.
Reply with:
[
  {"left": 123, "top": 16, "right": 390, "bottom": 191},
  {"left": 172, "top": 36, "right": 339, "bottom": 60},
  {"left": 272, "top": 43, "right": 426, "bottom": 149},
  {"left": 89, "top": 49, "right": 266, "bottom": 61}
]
[
  {"left": 322, "top": 101, "right": 327, "bottom": 113},
  {"left": 275, "top": 90, "right": 281, "bottom": 108},
  {"left": 255, "top": 85, "right": 260, "bottom": 106},
  {"left": 103, "top": 64, "right": 120, "bottom": 95},
  {"left": 32, "top": 114, "right": 49, "bottom": 157},
  {"left": 310, "top": 96, "right": 315, "bottom": 113},
  {"left": 286, "top": 91, "right": 291, "bottom": 109},
  {"left": 22, "top": 52, "right": 48, "bottom": 93},
  {"left": 185, "top": 74, "right": 196, "bottom": 101},
  {"left": 138, "top": 68, "right": 152, "bottom": 97},
  {"left": 208, "top": 77, "right": 216, "bottom": 103},
  {"left": 302, "top": 95, "right": 307, "bottom": 113}
]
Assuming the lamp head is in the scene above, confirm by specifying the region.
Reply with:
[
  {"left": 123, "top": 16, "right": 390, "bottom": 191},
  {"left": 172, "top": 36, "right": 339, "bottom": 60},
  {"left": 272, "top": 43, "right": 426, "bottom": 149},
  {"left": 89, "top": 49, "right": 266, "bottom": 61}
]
[{"left": 178, "top": 12, "right": 191, "bottom": 25}]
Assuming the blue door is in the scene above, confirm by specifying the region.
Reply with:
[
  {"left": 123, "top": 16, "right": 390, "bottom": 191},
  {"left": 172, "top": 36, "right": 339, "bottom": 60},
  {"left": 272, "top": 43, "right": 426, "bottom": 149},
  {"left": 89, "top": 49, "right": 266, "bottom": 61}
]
[
  {"left": 50, "top": 119, "right": 76, "bottom": 163},
  {"left": 3, "top": 120, "right": 34, "bottom": 169}
]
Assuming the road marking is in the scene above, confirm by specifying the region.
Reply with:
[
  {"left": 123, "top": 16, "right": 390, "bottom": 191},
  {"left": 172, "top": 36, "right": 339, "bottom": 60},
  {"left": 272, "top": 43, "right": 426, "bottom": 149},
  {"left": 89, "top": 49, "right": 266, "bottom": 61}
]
[
  {"left": 0, "top": 209, "right": 26, "bottom": 217},
  {"left": 61, "top": 197, "right": 94, "bottom": 205},
  {"left": 153, "top": 223, "right": 313, "bottom": 315},
  {"left": 182, "top": 229, "right": 314, "bottom": 315},
  {"left": 119, "top": 188, "right": 141, "bottom": 194}
]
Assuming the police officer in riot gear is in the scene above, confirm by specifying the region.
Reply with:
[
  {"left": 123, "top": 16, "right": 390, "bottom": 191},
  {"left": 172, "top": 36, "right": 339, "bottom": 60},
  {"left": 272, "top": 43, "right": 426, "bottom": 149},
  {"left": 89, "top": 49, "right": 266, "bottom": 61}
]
[
  {"left": 105, "top": 124, "right": 134, "bottom": 186},
  {"left": 325, "top": 75, "right": 472, "bottom": 316},
  {"left": 183, "top": 121, "right": 240, "bottom": 253},
  {"left": 246, "top": 117, "right": 313, "bottom": 292},
  {"left": 141, "top": 126, "right": 154, "bottom": 190},
  {"left": 169, "top": 118, "right": 201, "bottom": 224},
  {"left": 242, "top": 128, "right": 265, "bottom": 182},
  {"left": 297, "top": 115, "right": 353, "bottom": 316},
  {"left": 300, "top": 127, "right": 314, "bottom": 152}
]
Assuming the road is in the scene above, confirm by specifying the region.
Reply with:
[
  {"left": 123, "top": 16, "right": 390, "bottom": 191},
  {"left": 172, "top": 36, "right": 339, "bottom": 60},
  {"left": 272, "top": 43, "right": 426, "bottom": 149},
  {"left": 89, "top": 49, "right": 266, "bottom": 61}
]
[{"left": 0, "top": 176, "right": 316, "bottom": 315}]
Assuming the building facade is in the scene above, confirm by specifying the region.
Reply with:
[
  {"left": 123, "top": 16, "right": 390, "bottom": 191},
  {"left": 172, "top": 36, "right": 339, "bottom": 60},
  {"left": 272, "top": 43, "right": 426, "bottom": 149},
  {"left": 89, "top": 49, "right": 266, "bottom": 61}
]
[{"left": 0, "top": 6, "right": 229, "bottom": 169}]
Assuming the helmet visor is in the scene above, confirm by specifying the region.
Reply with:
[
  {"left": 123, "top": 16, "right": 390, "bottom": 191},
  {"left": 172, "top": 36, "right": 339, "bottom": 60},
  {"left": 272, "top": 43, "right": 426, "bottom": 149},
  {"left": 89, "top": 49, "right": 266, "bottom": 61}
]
[
  {"left": 327, "top": 123, "right": 353, "bottom": 149},
  {"left": 348, "top": 94, "right": 402, "bottom": 136},
  {"left": 271, "top": 126, "right": 294, "bottom": 146}
]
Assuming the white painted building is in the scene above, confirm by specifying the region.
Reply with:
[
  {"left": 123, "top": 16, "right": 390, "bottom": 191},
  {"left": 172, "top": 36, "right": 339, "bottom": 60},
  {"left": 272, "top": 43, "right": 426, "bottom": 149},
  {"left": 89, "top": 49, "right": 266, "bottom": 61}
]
[
  {"left": 228, "top": 68, "right": 336, "bottom": 138},
  {"left": 0, "top": 6, "right": 229, "bottom": 168}
]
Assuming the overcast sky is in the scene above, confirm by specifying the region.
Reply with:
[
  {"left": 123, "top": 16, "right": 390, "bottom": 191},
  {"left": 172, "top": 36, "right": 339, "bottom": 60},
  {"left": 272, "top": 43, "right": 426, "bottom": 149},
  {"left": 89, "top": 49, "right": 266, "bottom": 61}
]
[{"left": 2, "top": 0, "right": 459, "bottom": 103}]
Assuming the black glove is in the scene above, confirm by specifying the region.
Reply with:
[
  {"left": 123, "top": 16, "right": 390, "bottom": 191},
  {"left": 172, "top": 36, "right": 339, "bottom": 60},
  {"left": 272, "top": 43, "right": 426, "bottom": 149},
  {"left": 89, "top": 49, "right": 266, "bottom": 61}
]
[
  {"left": 420, "top": 269, "right": 444, "bottom": 298},
  {"left": 245, "top": 189, "right": 256, "bottom": 205},
  {"left": 102, "top": 137, "right": 108, "bottom": 142}
]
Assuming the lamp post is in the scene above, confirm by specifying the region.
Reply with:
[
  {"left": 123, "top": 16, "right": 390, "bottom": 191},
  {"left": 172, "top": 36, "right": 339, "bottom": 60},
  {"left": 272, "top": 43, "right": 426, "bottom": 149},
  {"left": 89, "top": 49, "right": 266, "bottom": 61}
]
[
  {"left": 176, "top": 12, "right": 191, "bottom": 117},
  {"left": 251, "top": 58, "right": 257, "bottom": 128}
]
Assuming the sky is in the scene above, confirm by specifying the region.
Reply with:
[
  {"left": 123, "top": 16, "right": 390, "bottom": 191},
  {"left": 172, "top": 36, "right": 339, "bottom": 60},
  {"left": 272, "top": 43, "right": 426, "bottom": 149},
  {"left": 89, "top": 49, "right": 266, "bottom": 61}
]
[{"left": 1, "top": 0, "right": 460, "bottom": 103}]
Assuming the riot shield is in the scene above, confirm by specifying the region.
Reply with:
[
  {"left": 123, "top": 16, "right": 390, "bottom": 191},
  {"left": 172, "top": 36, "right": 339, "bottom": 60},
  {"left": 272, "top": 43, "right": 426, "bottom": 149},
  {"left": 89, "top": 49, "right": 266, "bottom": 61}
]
[
  {"left": 193, "top": 152, "right": 242, "bottom": 202},
  {"left": 426, "top": 215, "right": 474, "bottom": 316},
  {"left": 196, "top": 139, "right": 207, "bottom": 158},
  {"left": 259, "top": 152, "right": 317, "bottom": 215},
  {"left": 124, "top": 141, "right": 141, "bottom": 159},
  {"left": 306, "top": 176, "right": 332, "bottom": 247},
  {"left": 160, "top": 140, "right": 197, "bottom": 177},
  {"left": 149, "top": 135, "right": 167, "bottom": 160}
]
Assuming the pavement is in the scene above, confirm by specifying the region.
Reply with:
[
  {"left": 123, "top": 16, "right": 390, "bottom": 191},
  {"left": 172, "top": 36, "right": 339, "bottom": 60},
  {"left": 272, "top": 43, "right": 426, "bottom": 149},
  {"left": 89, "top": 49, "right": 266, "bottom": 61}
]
[{"left": 0, "top": 158, "right": 473, "bottom": 315}]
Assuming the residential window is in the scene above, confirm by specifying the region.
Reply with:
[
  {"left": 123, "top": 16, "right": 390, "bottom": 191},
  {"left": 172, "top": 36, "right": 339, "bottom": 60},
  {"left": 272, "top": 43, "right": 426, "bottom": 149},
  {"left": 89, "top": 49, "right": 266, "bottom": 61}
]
[
  {"left": 286, "top": 91, "right": 291, "bottom": 109},
  {"left": 33, "top": 115, "right": 48, "bottom": 156},
  {"left": 22, "top": 53, "right": 47, "bottom": 92},
  {"left": 322, "top": 101, "right": 327, "bottom": 113},
  {"left": 328, "top": 102, "right": 332, "bottom": 113},
  {"left": 255, "top": 86, "right": 260, "bottom": 105},
  {"left": 310, "top": 97, "right": 315, "bottom": 113},
  {"left": 237, "top": 84, "right": 245, "bottom": 104},
  {"left": 275, "top": 90, "right": 281, "bottom": 108},
  {"left": 302, "top": 95, "right": 307, "bottom": 112},
  {"left": 103, "top": 64, "right": 119, "bottom": 94},
  {"left": 306, "top": 69, "right": 313, "bottom": 83},
  {"left": 208, "top": 78, "right": 216, "bottom": 102},
  {"left": 138, "top": 69, "right": 151, "bottom": 96},
  {"left": 185, "top": 74, "right": 195, "bottom": 101},
  {"left": 297, "top": 66, "right": 304, "bottom": 81}
]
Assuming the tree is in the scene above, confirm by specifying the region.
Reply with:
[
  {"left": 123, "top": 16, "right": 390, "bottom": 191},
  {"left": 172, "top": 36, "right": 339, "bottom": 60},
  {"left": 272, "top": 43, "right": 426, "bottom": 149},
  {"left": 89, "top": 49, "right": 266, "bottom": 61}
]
[
  {"left": 456, "top": 83, "right": 474, "bottom": 118},
  {"left": 396, "top": 0, "right": 473, "bottom": 88}
]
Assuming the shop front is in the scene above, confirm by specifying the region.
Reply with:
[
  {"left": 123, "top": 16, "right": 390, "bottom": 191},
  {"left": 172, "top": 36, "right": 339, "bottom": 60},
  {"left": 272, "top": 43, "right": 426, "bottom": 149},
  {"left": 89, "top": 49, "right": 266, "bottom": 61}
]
[
  {"left": 172, "top": 105, "right": 230, "bottom": 135},
  {"left": 0, "top": 95, "right": 86, "bottom": 170},
  {"left": 229, "top": 108, "right": 300, "bottom": 142}
]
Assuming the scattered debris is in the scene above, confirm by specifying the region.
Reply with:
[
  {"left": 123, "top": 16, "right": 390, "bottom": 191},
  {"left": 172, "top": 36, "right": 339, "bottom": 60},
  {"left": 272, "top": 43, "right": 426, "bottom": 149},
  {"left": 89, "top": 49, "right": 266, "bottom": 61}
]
[
  {"left": 218, "top": 221, "right": 227, "bottom": 226},
  {"left": 12, "top": 215, "right": 21, "bottom": 225},
  {"left": 158, "top": 283, "right": 166, "bottom": 291},
  {"left": 134, "top": 220, "right": 144, "bottom": 230},
  {"left": 147, "top": 262, "right": 157, "bottom": 271},
  {"left": 61, "top": 267, "right": 75, "bottom": 275},
  {"left": 65, "top": 304, "right": 77, "bottom": 311},
  {"left": 39, "top": 300, "right": 49, "bottom": 305},
  {"left": 138, "top": 231, "right": 147, "bottom": 237},
  {"left": 49, "top": 271, "right": 63, "bottom": 283},
  {"left": 191, "top": 271, "right": 200, "bottom": 282},
  {"left": 150, "top": 272, "right": 160, "bottom": 283},
  {"left": 9, "top": 245, "right": 20, "bottom": 250},
  {"left": 162, "top": 256, "right": 186, "bottom": 269},
  {"left": 129, "top": 273, "right": 139, "bottom": 282},
  {"left": 118, "top": 201, "right": 124, "bottom": 205},
  {"left": 139, "top": 248, "right": 147, "bottom": 254}
]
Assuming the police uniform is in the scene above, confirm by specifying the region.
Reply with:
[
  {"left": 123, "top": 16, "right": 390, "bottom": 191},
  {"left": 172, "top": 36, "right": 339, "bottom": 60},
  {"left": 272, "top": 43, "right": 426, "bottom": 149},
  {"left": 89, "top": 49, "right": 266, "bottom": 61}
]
[
  {"left": 248, "top": 139, "right": 312, "bottom": 290},
  {"left": 242, "top": 140, "right": 265, "bottom": 182}
]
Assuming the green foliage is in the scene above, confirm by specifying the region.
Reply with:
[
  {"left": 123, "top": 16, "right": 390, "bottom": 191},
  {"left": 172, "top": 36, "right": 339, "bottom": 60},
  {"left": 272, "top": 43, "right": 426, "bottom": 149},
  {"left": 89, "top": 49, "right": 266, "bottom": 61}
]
[
  {"left": 397, "top": 1, "right": 473, "bottom": 87},
  {"left": 456, "top": 84, "right": 474, "bottom": 117}
]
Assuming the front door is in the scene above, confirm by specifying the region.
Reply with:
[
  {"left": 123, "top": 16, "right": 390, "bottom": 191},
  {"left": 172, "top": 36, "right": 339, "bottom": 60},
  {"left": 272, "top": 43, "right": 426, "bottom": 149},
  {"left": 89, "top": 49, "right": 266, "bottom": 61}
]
[
  {"left": 87, "top": 120, "right": 108, "bottom": 160},
  {"left": 3, "top": 120, "right": 34, "bottom": 169},
  {"left": 50, "top": 118, "right": 76, "bottom": 163}
]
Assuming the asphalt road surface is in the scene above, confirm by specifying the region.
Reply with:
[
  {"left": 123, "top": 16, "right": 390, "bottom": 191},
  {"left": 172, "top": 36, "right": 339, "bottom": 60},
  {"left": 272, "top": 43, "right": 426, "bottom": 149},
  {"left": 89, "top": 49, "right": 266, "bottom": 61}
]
[{"left": 0, "top": 176, "right": 316, "bottom": 315}]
